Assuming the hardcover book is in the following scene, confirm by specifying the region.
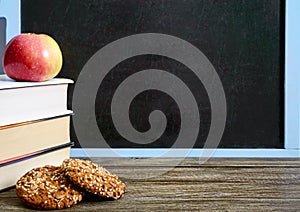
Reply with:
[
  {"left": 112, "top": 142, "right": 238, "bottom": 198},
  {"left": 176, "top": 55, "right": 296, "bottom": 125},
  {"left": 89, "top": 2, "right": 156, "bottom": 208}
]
[
  {"left": 0, "top": 144, "right": 71, "bottom": 191},
  {"left": 0, "top": 113, "right": 72, "bottom": 161},
  {"left": 0, "top": 74, "right": 73, "bottom": 126}
]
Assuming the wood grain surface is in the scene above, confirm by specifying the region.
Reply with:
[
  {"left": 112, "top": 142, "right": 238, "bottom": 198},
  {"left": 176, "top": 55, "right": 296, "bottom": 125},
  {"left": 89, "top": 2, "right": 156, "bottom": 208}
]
[{"left": 0, "top": 158, "right": 299, "bottom": 211}]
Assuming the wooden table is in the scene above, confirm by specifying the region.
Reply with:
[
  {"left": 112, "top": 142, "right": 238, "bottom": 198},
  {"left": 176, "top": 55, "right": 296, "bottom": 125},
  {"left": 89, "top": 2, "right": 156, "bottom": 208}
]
[{"left": 1, "top": 158, "right": 300, "bottom": 211}]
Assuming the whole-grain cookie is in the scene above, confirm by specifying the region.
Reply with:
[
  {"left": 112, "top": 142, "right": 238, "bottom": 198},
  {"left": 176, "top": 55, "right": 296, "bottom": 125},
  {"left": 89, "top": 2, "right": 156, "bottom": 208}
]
[
  {"left": 16, "top": 165, "right": 84, "bottom": 210},
  {"left": 61, "top": 159, "right": 125, "bottom": 199}
]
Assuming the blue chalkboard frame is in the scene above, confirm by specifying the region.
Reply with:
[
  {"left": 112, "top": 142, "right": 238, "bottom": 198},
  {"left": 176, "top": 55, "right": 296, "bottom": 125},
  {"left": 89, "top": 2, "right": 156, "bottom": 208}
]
[
  {"left": 0, "top": 0, "right": 20, "bottom": 74},
  {"left": 285, "top": 0, "right": 300, "bottom": 151},
  {"left": 1, "top": 0, "right": 299, "bottom": 157},
  {"left": 0, "top": 0, "right": 20, "bottom": 41}
]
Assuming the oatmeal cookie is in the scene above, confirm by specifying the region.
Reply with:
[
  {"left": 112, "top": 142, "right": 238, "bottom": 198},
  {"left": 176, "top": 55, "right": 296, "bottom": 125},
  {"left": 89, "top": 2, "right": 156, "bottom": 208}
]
[
  {"left": 16, "top": 165, "right": 84, "bottom": 210},
  {"left": 61, "top": 159, "right": 125, "bottom": 199}
]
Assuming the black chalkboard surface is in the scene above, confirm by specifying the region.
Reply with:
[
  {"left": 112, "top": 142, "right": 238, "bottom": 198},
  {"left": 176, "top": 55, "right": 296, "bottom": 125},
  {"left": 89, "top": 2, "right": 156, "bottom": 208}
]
[{"left": 21, "top": 0, "right": 284, "bottom": 148}]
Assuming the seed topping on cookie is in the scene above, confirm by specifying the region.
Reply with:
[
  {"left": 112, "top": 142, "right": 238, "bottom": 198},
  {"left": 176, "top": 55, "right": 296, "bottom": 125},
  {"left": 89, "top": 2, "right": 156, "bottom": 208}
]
[
  {"left": 16, "top": 165, "right": 84, "bottom": 210},
  {"left": 61, "top": 159, "right": 126, "bottom": 199}
]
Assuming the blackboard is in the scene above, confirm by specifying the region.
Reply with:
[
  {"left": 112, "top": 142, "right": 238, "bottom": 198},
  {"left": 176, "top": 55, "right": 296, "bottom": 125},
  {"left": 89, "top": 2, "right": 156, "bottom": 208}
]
[{"left": 21, "top": 0, "right": 284, "bottom": 148}]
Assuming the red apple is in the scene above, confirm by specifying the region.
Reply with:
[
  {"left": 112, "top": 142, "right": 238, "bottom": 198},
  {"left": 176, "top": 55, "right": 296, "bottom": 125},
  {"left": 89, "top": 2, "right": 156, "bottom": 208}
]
[{"left": 2, "top": 33, "right": 63, "bottom": 82}]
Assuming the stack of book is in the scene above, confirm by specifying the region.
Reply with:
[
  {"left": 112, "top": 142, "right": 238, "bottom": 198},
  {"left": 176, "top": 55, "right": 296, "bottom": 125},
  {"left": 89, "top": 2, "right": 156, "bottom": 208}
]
[{"left": 0, "top": 74, "right": 73, "bottom": 191}]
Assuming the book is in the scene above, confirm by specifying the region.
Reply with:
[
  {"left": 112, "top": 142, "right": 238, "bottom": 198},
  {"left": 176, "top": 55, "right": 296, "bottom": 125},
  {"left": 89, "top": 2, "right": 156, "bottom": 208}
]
[
  {"left": 0, "top": 113, "right": 72, "bottom": 161},
  {"left": 0, "top": 143, "right": 72, "bottom": 191},
  {"left": 0, "top": 74, "right": 73, "bottom": 126}
]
